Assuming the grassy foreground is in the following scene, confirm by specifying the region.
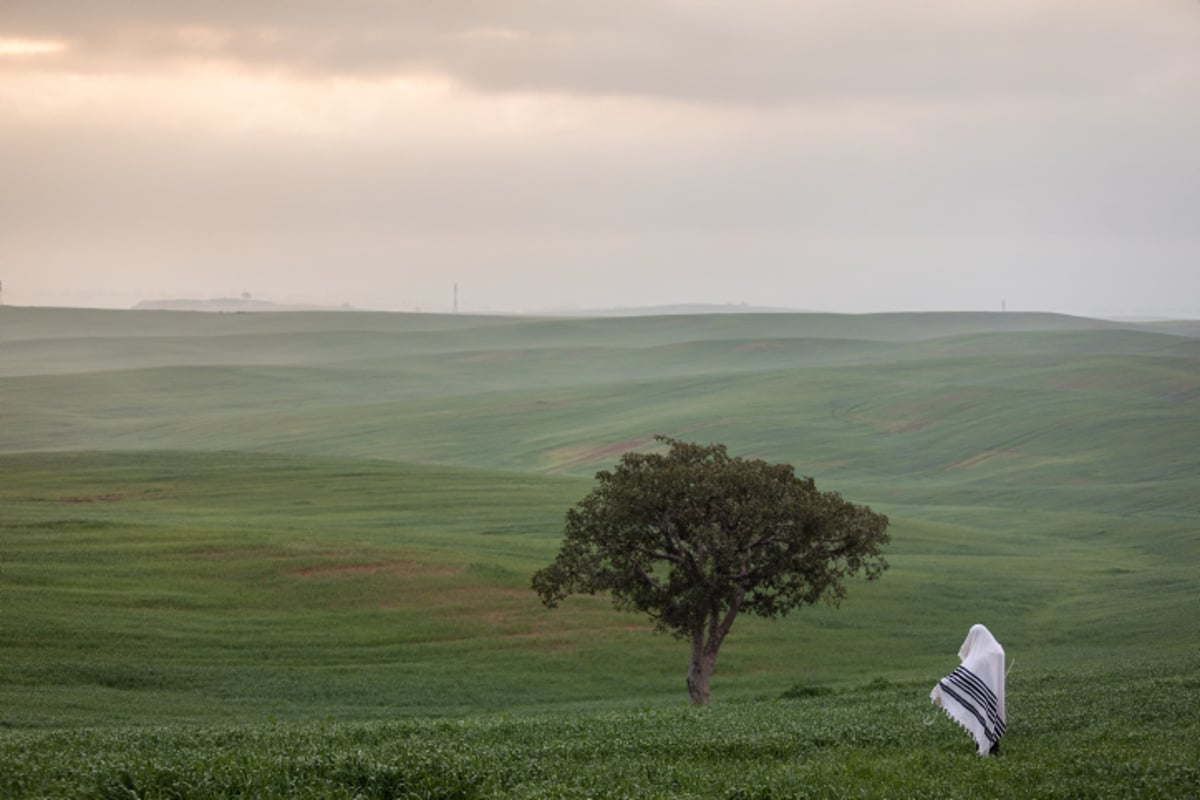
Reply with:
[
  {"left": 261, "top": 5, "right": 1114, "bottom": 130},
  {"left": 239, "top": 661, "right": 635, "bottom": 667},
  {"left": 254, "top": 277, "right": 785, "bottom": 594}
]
[{"left": 2, "top": 657, "right": 1196, "bottom": 799}]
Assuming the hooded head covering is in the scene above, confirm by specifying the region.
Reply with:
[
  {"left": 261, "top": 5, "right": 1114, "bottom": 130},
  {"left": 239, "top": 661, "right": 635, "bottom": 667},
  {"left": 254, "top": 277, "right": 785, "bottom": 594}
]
[{"left": 930, "top": 623, "right": 1006, "bottom": 756}]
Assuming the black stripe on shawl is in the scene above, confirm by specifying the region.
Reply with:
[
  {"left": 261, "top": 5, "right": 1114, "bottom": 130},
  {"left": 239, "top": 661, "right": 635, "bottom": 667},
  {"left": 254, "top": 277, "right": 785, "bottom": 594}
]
[
  {"left": 945, "top": 666, "right": 1005, "bottom": 735},
  {"left": 945, "top": 678, "right": 1004, "bottom": 737},
  {"left": 937, "top": 680, "right": 1002, "bottom": 745},
  {"left": 947, "top": 665, "right": 997, "bottom": 708}
]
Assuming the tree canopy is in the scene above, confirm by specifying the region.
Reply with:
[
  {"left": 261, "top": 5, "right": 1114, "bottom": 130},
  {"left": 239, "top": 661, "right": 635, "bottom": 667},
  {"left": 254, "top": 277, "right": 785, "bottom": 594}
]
[{"left": 532, "top": 436, "right": 890, "bottom": 705}]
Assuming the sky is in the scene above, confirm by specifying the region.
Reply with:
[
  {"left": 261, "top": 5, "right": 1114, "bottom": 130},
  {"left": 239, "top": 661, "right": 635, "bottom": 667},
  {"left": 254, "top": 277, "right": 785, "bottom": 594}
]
[{"left": 2, "top": 1, "right": 1198, "bottom": 317}]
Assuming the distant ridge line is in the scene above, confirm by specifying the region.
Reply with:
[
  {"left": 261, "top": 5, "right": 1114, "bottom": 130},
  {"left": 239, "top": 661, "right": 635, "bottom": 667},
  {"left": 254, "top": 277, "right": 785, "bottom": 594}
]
[{"left": 133, "top": 297, "right": 355, "bottom": 313}]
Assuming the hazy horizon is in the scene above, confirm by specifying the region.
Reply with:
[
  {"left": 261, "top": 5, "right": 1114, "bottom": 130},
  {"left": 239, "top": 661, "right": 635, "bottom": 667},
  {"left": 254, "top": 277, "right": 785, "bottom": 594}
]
[{"left": 3, "top": 2, "right": 1198, "bottom": 319}]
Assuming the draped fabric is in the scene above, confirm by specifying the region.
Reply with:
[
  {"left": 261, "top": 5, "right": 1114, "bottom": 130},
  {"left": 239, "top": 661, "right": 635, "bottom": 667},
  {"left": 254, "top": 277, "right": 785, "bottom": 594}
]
[{"left": 930, "top": 624, "right": 1006, "bottom": 756}]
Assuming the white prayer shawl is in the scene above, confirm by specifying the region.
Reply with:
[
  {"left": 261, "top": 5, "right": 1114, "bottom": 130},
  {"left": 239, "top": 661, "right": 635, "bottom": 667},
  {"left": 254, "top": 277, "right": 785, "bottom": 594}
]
[{"left": 930, "top": 624, "right": 1006, "bottom": 756}]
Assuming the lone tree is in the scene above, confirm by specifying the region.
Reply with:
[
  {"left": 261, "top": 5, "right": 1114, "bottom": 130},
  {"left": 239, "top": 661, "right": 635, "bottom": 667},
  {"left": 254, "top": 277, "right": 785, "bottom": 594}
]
[{"left": 532, "top": 436, "right": 890, "bottom": 706}]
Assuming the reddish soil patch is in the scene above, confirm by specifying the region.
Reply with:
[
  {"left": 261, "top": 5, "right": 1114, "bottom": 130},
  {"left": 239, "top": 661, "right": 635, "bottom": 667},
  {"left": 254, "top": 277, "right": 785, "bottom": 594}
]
[
  {"left": 844, "top": 389, "right": 989, "bottom": 434},
  {"left": 547, "top": 436, "right": 660, "bottom": 473},
  {"left": 575, "top": 437, "right": 656, "bottom": 463},
  {"left": 495, "top": 399, "right": 575, "bottom": 414},
  {"left": 944, "top": 449, "right": 1020, "bottom": 470},
  {"left": 196, "top": 548, "right": 335, "bottom": 561},
  {"left": 546, "top": 423, "right": 728, "bottom": 473},
  {"left": 58, "top": 494, "right": 124, "bottom": 503},
  {"left": 843, "top": 413, "right": 932, "bottom": 433},
  {"left": 295, "top": 561, "right": 462, "bottom": 579},
  {"left": 198, "top": 550, "right": 234, "bottom": 559}
]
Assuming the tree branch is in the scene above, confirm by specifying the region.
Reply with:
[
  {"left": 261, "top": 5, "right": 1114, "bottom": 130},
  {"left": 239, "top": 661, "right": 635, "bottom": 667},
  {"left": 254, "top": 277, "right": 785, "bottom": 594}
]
[
  {"left": 632, "top": 562, "right": 667, "bottom": 594},
  {"left": 631, "top": 543, "right": 683, "bottom": 566}
]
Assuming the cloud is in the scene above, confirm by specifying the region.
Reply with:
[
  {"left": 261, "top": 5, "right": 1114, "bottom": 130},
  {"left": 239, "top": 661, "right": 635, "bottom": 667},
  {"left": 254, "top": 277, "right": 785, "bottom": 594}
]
[
  {"left": 1, "top": 1, "right": 1198, "bottom": 315},
  {"left": 5, "top": 1, "right": 1198, "bottom": 105}
]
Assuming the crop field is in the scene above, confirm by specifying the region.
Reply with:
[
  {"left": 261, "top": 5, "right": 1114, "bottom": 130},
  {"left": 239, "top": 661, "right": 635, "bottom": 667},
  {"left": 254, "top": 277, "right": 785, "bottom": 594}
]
[
  {"left": 2, "top": 657, "right": 1197, "bottom": 799},
  {"left": 1, "top": 306, "right": 1198, "bottom": 797}
]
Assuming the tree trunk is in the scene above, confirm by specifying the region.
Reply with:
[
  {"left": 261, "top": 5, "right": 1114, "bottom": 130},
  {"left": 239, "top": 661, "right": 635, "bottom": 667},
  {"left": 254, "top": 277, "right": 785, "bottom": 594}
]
[
  {"left": 685, "top": 591, "right": 744, "bottom": 706},
  {"left": 686, "top": 634, "right": 718, "bottom": 706}
]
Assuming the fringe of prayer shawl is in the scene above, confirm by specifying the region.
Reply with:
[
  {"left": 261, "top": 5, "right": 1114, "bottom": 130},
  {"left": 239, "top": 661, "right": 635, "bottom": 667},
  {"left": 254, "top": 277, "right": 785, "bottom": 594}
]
[{"left": 933, "top": 665, "right": 1006, "bottom": 756}]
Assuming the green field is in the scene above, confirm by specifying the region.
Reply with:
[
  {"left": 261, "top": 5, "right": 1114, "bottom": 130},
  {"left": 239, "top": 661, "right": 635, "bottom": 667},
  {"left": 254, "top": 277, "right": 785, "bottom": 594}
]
[{"left": 1, "top": 306, "right": 1197, "bottom": 797}]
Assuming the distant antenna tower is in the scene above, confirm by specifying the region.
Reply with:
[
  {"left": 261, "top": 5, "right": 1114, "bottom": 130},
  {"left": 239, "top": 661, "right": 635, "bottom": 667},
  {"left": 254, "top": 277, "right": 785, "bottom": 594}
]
[
  {"left": 453, "top": 282, "right": 459, "bottom": 314},
  {"left": 0, "top": 279, "right": 4, "bottom": 306}
]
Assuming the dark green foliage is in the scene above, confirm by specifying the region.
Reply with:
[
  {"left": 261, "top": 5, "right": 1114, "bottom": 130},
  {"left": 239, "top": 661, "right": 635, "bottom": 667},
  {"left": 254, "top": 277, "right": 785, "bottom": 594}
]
[
  {"left": 534, "top": 437, "right": 889, "bottom": 621},
  {"left": 534, "top": 437, "right": 888, "bottom": 704}
]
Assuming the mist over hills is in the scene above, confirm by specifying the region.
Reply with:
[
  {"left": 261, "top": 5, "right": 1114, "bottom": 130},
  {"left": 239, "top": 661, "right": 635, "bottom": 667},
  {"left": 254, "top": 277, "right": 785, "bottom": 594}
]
[
  {"left": 129, "top": 297, "right": 814, "bottom": 316},
  {"left": 123, "top": 295, "right": 1200, "bottom": 338},
  {"left": 3, "top": 305, "right": 1197, "bottom": 491}
]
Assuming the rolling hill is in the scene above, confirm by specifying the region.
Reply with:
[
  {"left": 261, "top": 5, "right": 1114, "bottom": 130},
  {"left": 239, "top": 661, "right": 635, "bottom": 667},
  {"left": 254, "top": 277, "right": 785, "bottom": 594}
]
[{"left": 1, "top": 306, "right": 1197, "bottom": 726}]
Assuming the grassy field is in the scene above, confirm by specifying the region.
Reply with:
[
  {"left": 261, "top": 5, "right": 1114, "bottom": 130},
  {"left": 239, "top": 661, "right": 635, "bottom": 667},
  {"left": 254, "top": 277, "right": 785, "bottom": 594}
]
[
  {"left": 1, "top": 306, "right": 1197, "bottom": 796},
  {"left": 2, "top": 657, "right": 1196, "bottom": 799}
]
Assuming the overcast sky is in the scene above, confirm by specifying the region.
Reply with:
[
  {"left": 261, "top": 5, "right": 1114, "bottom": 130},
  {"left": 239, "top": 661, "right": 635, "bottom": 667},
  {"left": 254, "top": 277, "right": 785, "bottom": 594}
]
[{"left": 2, "top": 1, "right": 1198, "bottom": 317}]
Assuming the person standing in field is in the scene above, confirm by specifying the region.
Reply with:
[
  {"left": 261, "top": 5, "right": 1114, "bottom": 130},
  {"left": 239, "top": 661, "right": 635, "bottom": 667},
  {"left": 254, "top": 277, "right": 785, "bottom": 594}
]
[{"left": 930, "top": 624, "right": 1006, "bottom": 756}]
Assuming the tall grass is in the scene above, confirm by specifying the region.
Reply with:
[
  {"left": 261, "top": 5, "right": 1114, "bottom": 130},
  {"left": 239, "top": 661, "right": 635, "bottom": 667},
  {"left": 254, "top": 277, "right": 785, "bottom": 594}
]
[{"left": 1, "top": 656, "right": 1196, "bottom": 799}]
